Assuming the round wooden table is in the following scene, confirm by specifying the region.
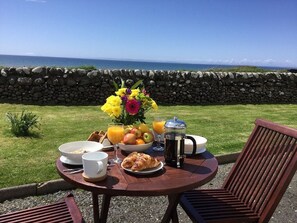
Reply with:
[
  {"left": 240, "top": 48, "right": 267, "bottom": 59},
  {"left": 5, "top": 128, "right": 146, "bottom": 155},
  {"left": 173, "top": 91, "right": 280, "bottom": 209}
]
[{"left": 56, "top": 147, "right": 218, "bottom": 223}]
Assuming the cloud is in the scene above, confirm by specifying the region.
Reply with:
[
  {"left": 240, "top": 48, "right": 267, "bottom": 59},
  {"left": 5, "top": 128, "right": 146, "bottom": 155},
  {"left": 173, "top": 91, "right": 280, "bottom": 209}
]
[
  {"left": 240, "top": 58, "right": 248, "bottom": 63},
  {"left": 25, "top": 0, "right": 47, "bottom": 3},
  {"left": 24, "top": 52, "right": 36, "bottom": 56},
  {"left": 263, "top": 59, "right": 274, "bottom": 64},
  {"left": 188, "top": 58, "right": 297, "bottom": 67}
]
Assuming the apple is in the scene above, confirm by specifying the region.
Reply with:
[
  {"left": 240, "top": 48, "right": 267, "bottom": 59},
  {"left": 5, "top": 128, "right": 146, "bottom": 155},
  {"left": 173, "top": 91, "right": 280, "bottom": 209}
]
[
  {"left": 143, "top": 132, "right": 154, "bottom": 143},
  {"left": 130, "top": 128, "right": 142, "bottom": 138},
  {"left": 123, "top": 133, "right": 137, "bottom": 144}
]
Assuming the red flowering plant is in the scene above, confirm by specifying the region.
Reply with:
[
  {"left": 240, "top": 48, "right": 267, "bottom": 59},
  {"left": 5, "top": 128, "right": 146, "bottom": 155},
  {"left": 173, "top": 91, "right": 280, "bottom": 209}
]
[{"left": 101, "top": 79, "right": 158, "bottom": 125}]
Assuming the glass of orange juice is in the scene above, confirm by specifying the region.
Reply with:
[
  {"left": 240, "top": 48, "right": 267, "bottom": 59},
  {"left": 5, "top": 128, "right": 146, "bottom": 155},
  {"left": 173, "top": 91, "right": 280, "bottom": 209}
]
[
  {"left": 107, "top": 124, "right": 124, "bottom": 163},
  {"left": 152, "top": 117, "right": 166, "bottom": 151}
]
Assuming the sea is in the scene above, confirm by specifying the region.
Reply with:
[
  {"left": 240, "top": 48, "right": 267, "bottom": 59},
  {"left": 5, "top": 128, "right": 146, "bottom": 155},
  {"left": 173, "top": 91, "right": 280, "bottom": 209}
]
[{"left": 0, "top": 54, "right": 286, "bottom": 71}]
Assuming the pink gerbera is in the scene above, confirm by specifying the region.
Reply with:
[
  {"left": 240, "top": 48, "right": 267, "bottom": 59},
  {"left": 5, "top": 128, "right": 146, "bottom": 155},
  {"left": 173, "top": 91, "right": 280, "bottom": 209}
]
[{"left": 126, "top": 99, "right": 140, "bottom": 115}]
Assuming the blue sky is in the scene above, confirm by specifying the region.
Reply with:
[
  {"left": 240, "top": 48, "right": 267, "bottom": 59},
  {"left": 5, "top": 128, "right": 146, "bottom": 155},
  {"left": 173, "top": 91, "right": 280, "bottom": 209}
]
[{"left": 0, "top": 0, "right": 296, "bottom": 67}]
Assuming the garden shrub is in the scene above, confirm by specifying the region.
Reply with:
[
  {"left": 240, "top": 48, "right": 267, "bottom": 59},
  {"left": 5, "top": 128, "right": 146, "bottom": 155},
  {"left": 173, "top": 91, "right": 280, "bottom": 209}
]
[{"left": 6, "top": 110, "right": 40, "bottom": 136}]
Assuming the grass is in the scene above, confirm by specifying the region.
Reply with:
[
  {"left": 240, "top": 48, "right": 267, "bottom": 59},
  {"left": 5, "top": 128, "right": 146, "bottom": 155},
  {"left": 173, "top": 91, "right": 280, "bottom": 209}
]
[
  {"left": 179, "top": 65, "right": 291, "bottom": 72},
  {"left": 1, "top": 103, "right": 297, "bottom": 188},
  {"left": 204, "top": 66, "right": 288, "bottom": 72}
]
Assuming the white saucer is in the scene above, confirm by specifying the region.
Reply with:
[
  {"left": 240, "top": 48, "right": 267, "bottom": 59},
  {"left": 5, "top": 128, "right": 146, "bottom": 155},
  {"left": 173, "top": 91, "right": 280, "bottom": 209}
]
[
  {"left": 121, "top": 162, "right": 164, "bottom": 175},
  {"left": 184, "top": 147, "right": 206, "bottom": 155},
  {"left": 60, "top": 156, "right": 82, "bottom": 166}
]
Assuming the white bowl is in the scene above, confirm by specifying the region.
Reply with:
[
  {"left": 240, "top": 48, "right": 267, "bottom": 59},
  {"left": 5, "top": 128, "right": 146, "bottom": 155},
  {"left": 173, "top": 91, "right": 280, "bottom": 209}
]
[
  {"left": 58, "top": 141, "right": 103, "bottom": 163},
  {"left": 118, "top": 142, "right": 153, "bottom": 153},
  {"left": 185, "top": 135, "right": 207, "bottom": 154}
]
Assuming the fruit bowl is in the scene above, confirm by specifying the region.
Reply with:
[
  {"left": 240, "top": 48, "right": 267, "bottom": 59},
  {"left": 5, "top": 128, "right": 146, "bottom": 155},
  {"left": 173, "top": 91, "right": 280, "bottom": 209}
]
[{"left": 118, "top": 142, "right": 153, "bottom": 153}]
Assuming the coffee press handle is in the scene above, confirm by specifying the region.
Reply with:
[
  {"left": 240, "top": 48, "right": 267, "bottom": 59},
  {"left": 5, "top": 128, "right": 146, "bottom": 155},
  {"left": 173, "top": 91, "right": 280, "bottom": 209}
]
[{"left": 185, "top": 135, "right": 197, "bottom": 156}]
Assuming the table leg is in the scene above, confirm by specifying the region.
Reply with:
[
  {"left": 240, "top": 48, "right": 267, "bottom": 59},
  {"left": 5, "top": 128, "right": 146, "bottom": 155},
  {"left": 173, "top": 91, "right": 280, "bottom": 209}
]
[
  {"left": 161, "top": 194, "right": 181, "bottom": 223},
  {"left": 100, "top": 194, "right": 111, "bottom": 223},
  {"left": 92, "top": 192, "right": 100, "bottom": 223}
]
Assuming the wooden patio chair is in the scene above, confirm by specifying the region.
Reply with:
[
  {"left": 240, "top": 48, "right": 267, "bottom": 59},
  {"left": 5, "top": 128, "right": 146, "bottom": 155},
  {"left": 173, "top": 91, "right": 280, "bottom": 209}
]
[
  {"left": 0, "top": 193, "right": 84, "bottom": 223},
  {"left": 180, "top": 119, "right": 297, "bottom": 223}
]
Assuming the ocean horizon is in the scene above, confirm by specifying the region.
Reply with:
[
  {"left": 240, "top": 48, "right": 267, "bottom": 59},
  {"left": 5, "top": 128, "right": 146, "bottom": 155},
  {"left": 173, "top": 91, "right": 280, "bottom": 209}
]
[{"left": 0, "top": 54, "right": 288, "bottom": 71}]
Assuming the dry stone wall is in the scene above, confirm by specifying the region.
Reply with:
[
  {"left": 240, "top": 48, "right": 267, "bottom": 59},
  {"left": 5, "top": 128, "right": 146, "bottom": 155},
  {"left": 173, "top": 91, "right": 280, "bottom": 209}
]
[{"left": 1, "top": 66, "right": 297, "bottom": 105}]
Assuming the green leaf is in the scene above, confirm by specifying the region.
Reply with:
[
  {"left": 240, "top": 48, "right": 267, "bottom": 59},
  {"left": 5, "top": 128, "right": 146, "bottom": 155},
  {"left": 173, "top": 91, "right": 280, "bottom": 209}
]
[
  {"left": 5, "top": 110, "right": 40, "bottom": 137},
  {"left": 120, "top": 78, "right": 125, "bottom": 88},
  {"left": 131, "top": 80, "right": 143, "bottom": 89},
  {"left": 112, "top": 81, "right": 119, "bottom": 91}
]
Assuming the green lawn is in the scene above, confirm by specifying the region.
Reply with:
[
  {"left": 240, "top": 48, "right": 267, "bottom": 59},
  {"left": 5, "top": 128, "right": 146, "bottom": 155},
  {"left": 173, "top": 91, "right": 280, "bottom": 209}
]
[{"left": 1, "top": 103, "right": 297, "bottom": 188}]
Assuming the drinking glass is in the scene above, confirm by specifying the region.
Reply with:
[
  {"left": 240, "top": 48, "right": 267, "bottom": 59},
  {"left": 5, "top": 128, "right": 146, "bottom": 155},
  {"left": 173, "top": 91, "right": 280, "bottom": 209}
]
[
  {"left": 152, "top": 117, "right": 166, "bottom": 151},
  {"left": 107, "top": 124, "right": 124, "bottom": 163}
]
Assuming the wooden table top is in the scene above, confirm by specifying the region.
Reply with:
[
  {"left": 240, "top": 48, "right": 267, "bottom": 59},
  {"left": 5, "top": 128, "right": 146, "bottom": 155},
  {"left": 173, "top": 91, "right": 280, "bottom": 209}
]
[{"left": 56, "top": 147, "right": 218, "bottom": 197}]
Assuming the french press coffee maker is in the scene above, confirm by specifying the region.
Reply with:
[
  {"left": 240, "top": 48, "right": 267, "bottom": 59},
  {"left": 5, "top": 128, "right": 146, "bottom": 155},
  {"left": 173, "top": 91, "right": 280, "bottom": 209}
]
[{"left": 164, "top": 117, "right": 197, "bottom": 168}]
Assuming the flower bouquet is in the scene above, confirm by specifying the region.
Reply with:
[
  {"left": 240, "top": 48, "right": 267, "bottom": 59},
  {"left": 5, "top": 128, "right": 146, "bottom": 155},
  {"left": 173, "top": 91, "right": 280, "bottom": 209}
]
[{"left": 101, "top": 80, "right": 158, "bottom": 125}]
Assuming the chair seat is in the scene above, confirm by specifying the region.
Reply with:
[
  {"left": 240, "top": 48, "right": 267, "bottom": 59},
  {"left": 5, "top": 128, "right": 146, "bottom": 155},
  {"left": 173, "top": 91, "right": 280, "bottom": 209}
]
[
  {"left": 0, "top": 194, "right": 84, "bottom": 223},
  {"left": 180, "top": 189, "right": 259, "bottom": 223}
]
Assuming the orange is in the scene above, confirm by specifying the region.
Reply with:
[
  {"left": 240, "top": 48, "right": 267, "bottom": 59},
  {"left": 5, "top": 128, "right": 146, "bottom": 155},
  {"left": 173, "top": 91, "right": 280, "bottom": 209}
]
[{"left": 135, "top": 138, "right": 145, "bottom": 145}]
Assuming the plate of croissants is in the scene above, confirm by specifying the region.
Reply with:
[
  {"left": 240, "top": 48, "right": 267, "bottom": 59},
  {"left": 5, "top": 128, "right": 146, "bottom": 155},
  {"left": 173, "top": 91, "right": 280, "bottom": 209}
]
[{"left": 121, "top": 152, "right": 163, "bottom": 175}]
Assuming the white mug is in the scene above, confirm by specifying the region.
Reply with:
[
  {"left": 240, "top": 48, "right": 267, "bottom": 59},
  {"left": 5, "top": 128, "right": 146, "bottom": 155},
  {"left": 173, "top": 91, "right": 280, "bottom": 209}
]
[{"left": 82, "top": 151, "right": 108, "bottom": 181}]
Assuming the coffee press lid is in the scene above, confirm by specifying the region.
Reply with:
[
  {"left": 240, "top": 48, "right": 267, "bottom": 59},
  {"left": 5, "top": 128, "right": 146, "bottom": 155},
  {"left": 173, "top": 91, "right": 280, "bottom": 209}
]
[{"left": 165, "top": 117, "right": 186, "bottom": 129}]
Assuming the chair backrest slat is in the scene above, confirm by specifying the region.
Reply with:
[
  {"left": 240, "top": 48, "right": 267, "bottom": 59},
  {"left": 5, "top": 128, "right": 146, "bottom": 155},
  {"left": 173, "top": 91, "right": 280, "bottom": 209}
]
[
  {"left": 248, "top": 133, "right": 289, "bottom": 209},
  {"left": 251, "top": 135, "right": 294, "bottom": 211},
  {"left": 223, "top": 125, "right": 268, "bottom": 192},
  {"left": 222, "top": 119, "right": 297, "bottom": 223},
  {"left": 238, "top": 128, "right": 280, "bottom": 204},
  {"left": 260, "top": 137, "right": 297, "bottom": 222}
]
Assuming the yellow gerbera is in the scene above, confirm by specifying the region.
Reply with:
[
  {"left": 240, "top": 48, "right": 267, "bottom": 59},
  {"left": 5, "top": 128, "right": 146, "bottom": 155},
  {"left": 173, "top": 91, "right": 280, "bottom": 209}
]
[
  {"left": 152, "top": 100, "right": 158, "bottom": 110},
  {"left": 101, "top": 103, "right": 113, "bottom": 115},
  {"left": 106, "top": 95, "right": 121, "bottom": 106},
  {"left": 130, "top": 89, "right": 140, "bottom": 97},
  {"left": 115, "top": 88, "right": 127, "bottom": 97},
  {"left": 112, "top": 106, "right": 122, "bottom": 117}
]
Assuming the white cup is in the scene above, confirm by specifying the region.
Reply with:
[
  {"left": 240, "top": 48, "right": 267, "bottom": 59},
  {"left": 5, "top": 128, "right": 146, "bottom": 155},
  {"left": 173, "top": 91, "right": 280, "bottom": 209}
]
[{"left": 82, "top": 151, "right": 108, "bottom": 181}]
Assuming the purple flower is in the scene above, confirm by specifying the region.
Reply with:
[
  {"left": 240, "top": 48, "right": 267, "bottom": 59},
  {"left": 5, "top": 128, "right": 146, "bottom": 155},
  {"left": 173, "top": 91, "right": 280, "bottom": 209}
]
[
  {"left": 121, "top": 95, "right": 128, "bottom": 102},
  {"left": 126, "top": 88, "right": 131, "bottom": 95}
]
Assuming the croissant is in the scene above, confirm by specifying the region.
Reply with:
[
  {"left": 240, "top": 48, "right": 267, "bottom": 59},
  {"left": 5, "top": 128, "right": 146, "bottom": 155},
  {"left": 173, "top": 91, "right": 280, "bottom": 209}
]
[
  {"left": 122, "top": 152, "right": 139, "bottom": 168},
  {"left": 122, "top": 152, "right": 161, "bottom": 172},
  {"left": 131, "top": 153, "right": 160, "bottom": 172}
]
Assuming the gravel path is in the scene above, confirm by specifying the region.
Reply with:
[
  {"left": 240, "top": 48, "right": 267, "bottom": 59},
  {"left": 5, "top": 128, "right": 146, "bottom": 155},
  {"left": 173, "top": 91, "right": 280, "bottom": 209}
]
[{"left": 0, "top": 163, "right": 296, "bottom": 223}]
